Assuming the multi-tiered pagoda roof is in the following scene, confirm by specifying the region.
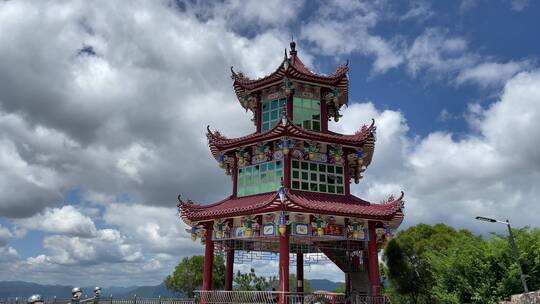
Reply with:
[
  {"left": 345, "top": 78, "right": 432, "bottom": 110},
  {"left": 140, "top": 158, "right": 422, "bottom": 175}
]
[
  {"left": 179, "top": 41, "right": 404, "bottom": 230},
  {"left": 177, "top": 41, "right": 406, "bottom": 298}
]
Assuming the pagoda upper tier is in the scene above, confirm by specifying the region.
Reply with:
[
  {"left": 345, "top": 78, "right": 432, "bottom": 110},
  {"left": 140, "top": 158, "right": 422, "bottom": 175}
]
[
  {"left": 231, "top": 41, "right": 349, "bottom": 122},
  {"left": 207, "top": 116, "right": 376, "bottom": 168}
]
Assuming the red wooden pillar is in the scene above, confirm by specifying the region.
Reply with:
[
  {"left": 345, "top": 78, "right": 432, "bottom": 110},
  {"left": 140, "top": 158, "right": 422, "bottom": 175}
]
[
  {"left": 321, "top": 96, "right": 328, "bottom": 132},
  {"left": 287, "top": 91, "right": 293, "bottom": 121},
  {"left": 202, "top": 224, "right": 214, "bottom": 291},
  {"left": 225, "top": 246, "right": 234, "bottom": 291},
  {"left": 367, "top": 221, "right": 381, "bottom": 296},
  {"left": 279, "top": 227, "right": 290, "bottom": 304},
  {"left": 256, "top": 99, "right": 262, "bottom": 133},
  {"left": 345, "top": 272, "right": 350, "bottom": 293},
  {"left": 296, "top": 253, "right": 304, "bottom": 293},
  {"left": 343, "top": 153, "right": 350, "bottom": 195},
  {"left": 283, "top": 153, "right": 291, "bottom": 189},
  {"left": 232, "top": 156, "right": 238, "bottom": 198}
]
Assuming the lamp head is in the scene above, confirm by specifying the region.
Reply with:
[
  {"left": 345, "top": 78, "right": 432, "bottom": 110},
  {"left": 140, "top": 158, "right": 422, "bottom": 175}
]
[{"left": 475, "top": 216, "right": 497, "bottom": 223}]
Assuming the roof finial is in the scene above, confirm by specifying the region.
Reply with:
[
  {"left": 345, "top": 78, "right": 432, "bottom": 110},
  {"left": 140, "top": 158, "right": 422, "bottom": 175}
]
[{"left": 289, "top": 35, "right": 297, "bottom": 58}]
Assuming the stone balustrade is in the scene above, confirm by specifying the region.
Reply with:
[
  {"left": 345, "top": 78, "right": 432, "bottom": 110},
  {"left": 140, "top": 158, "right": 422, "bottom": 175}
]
[{"left": 500, "top": 291, "right": 540, "bottom": 304}]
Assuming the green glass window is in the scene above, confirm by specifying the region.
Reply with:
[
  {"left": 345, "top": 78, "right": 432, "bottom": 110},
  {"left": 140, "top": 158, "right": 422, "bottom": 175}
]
[
  {"left": 261, "top": 98, "right": 286, "bottom": 132},
  {"left": 237, "top": 160, "right": 283, "bottom": 197},
  {"left": 293, "top": 97, "right": 321, "bottom": 131},
  {"left": 291, "top": 160, "right": 345, "bottom": 195}
]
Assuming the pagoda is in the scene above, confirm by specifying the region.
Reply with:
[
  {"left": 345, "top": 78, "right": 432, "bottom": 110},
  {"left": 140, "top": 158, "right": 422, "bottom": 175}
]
[{"left": 178, "top": 41, "right": 404, "bottom": 302}]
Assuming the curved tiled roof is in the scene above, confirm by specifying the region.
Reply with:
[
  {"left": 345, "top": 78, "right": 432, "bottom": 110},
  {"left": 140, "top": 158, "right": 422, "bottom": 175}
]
[
  {"left": 178, "top": 190, "right": 404, "bottom": 225},
  {"left": 206, "top": 117, "right": 376, "bottom": 159},
  {"left": 231, "top": 42, "right": 349, "bottom": 105}
]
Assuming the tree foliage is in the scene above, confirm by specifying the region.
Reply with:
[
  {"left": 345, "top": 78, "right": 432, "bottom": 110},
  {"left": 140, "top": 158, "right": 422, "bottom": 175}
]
[
  {"left": 234, "top": 268, "right": 276, "bottom": 291},
  {"left": 233, "top": 269, "right": 312, "bottom": 292},
  {"left": 383, "top": 223, "right": 540, "bottom": 304},
  {"left": 164, "top": 255, "right": 225, "bottom": 297}
]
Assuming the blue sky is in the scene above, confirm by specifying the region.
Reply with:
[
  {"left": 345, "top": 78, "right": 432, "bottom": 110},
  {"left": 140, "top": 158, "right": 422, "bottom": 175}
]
[{"left": 0, "top": 0, "right": 539, "bottom": 287}]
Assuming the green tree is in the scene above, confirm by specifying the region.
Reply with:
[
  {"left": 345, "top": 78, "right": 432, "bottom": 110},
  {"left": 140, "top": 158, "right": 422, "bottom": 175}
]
[
  {"left": 383, "top": 223, "right": 478, "bottom": 304},
  {"left": 234, "top": 270, "right": 313, "bottom": 292},
  {"left": 383, "top": 223, "right": 540, "bottom": 304},
  {"left": 164, "top": 255, "right": 225, "bottom": 297},
  {"left": 234, "top": 268, "right": 277, "bottom": 291},
  {"left": 289, "top": 273, "right": 313, "bottom": 293},
  {"left": 334, "top": 283, "right": 345, "bottom": 293},
  {"left": 429, "top": 227, "right": 540, "bottom": 303}
]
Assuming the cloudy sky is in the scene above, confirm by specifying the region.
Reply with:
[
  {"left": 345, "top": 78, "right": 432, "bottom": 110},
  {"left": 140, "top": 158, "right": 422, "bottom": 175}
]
[{"left": 0, "top": 0, "right": 539, "bottom": 287}]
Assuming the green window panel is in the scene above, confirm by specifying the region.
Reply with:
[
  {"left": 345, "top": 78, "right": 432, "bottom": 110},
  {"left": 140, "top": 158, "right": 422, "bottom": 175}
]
[
  {"left": 237, "top": 160, "right": 283, "bottom": 197},
  {"left": 261, "top": 98, "right": 286, "bottom": 132},
  {"left": 293, "top": 97, "right": 321, "bottom": 131},
  {"left": 291, "top": 159, "right": 345, "bottom": 195}
]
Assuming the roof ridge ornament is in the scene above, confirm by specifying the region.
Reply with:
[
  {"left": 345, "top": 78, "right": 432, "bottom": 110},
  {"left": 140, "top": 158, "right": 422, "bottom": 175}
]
[
  {"left": 289, "top": 38, "right": 297, "bottom": 61},
  {"left": 283, "top": 49, "right": 289, "bottom": 70}
]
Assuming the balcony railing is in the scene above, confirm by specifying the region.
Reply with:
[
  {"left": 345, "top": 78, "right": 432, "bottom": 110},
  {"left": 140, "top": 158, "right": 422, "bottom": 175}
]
[
  {"left": 195, "top": 291, "right": 391, "bottom": 304},
  {"left": 2, "top": 292, "right": 390, "bottom": 304},
  {"left": 0, "top": 297, "right": 194, "bottom": 304}
]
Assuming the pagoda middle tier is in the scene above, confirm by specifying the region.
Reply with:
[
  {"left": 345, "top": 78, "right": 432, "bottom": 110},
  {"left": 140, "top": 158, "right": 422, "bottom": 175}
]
[{"left": 207, "top": 116, "right": 375, "bottom": 186}]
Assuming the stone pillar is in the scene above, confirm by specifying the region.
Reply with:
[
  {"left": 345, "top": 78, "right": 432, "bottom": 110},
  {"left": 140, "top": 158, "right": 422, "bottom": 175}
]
[
  {"left": 202, "top": 224, "right": 214, "bottom": 291},
  {"left": 296, "top": 253, "right": 304, "bottom": 293},
  {"left": 279, "top": 227, "right": 290, "bottom": 304},
  {"left": 367, "top": 221, "right": 380, "bottom": 296},
  {"left": 225, "top": 246, "right": 234, "bottom": 291}
]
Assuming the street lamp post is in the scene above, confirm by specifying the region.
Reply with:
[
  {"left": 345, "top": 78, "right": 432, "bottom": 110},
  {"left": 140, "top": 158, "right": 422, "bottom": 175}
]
[{"left": 475, "top": 216, "right": 529, "bottom": 293}]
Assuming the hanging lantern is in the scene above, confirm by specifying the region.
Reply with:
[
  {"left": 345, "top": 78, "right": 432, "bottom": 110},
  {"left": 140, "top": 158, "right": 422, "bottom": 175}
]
[
  {"left": 385, "top": 227, "right": 393, "bottom": 241},
  {"left": 190, "top": 226, "right": 197, "bottom": 241},
  {"left": 376, "top": 227, "right": 386, "bottom": 239},
  {"left": 355, "top": 151, "right": 364, "bottom": 166},
  {"left": 214, "top": 221, "right": 226, "bottom": 239},
  {"left": 242, "top": 95, "right": 249, "bottom": 110},
  {"left": 349, "top": 222, "right": 362, "bottom": 240},
  {"left": 280, "top": 138, "right": 290, "bottom": 155},
  {"left": 278, "top": 213, "right": 288, "bottom": 235},
  {"left": 332, "top": 88, "right": 340, "bottom": 109},
  {"left": 331, "top": 145, "right": 343, "bottom": 163},
  {"left": 309, "top": 150, "right": 316, "bottom": 161},
  {"left": 237, "top": 150, "right": 246, "bottom": 167},
  {"left": 308, "top": 142, "right": 319, "bottom": 160},
  {"left": 257, "top": 144, "right": 266, "bottom": 161},
  {"left": 218, "top": 154, "right": 226, "bottom": 168},
  {"left": 314, "top": 216, "right": 326, "bottom": 237},
  {"left": 200, "top": 236, "right": 206, "bottom": 245},
  {"left": 248, "top": 96, "right": 257, "bottom": 110},
  {"left": 244, "top": 217, "right": 253, "bottom": 237},
  {"left": 284, "top": 79, "right": 294, "bottom": 96}
]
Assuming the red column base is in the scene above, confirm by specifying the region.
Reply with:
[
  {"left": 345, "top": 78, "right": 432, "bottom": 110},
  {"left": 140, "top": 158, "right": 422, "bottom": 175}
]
[{"left": 371, "top": 285, "right": 381, "bottom": 297}]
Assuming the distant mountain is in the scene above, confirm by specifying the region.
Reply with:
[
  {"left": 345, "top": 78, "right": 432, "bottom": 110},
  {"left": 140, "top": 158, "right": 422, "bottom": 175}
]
[
  {"left": 118, "top": 283, "right": 180, "bottom": 298},
  {"left": 0, "top": 281, "right": 73, "bottom": 298},
  {"left": 0, "top": 280, "right": 341, "bottom": 298},
  {"left": 0, "top": 281, "right": 159, "bottom": 299},
  {"left": 309, "top": 279, "right": 344, "bottom": 292}
]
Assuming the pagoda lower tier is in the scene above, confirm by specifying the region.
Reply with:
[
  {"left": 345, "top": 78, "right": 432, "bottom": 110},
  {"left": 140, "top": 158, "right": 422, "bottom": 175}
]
[{"left": 178, "top": 189, "right": 404, "bottom": 298}]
